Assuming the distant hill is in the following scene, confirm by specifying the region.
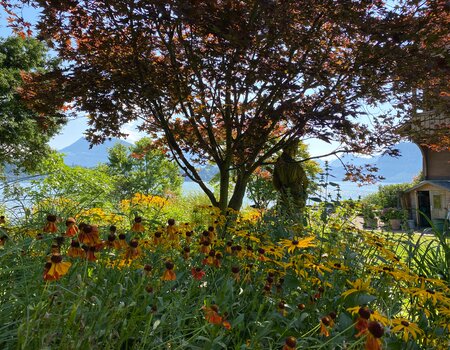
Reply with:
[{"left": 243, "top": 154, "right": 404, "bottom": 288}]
[
  {"left": 58, "top": 139, "right": 422, "bottom": 183},
  {"left": 60, "top": 137, "right": 133, "bottom": 168},
  {"left": 320, "top": 142, "right": 422, "bottom": 183}
]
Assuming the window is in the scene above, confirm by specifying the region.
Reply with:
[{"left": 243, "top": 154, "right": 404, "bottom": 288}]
[{"left": 433, "top": 194, "right": 442, "bottom": 210}]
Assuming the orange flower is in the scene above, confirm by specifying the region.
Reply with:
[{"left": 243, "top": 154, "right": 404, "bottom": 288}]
[
  {"left": 185, "top": 230, "right": 193, "bottom": 244},
  {"left": 192, "top": 267, "right": 206, "bottom": 280},
  {"left": 167, "top": 218, "right": 178, "bottom": 240},
  {"left": 214, "top": 252, "right": 222, "bottom": 268},
  {"left": 124, "top": 239, "right": 141, "bottom": 260},
  {"left": 365, "top": 321, "right": 384, "bottom": 350},
  {"left": 320, "top": 316, "right": 331, "bottom": 337},
  {"left": 231, "top": 266, "right": 240, "bottom": 281},
  {"left": 43, "top": 255, "right": 71, "bottom": 281},
  {"left": 282, "top": 337, "right": 297, "bottom": 350},
  {"left": 153, "top": 231, "right": 163, "bottom": 245},
  {"left": 225, "top": 241, "right": 232, "bottom": 254},
  {"left": 207, "top": 226, "right": 216, "bottom": 241},
  {"left": 105, "top": 234, "right": 119, "bottom": 249},
  {"left": 222, "top": 319, "right": 232, "bottom": 330},
  {"left": 67, "top": 240, "right": 85, "bottom": 258},
  {"left": 355, "top": 307, "right": 371, "bottom": 336},
  {"left": 131, "top": 216, "right": 145, "bottom": 233},
  {"left": 85, "top": 246, "right": 97, "bottom": 261},
  {"left": 204, "top": 307, "right": 223, "bottom": 324},
  {"left": 78, "top": 224, "right": 101, "bottom": 246},
  {"left": 0, "top": 235, "right": 7, "bottom": 246},
  {"left": 64, "top": 217, "right": 79, "bottom": 237},
  {"left": 200, "top": 240, "right": 210, "bottom": 254},
  {"left": 162, "top": 261, "right": 176, "bottom": 281},
  {"left": 202, "top": 305, "right": 223, "bottom": 325},
  {"left": 117, "top": 234, "right": 128, "bottom": 249},
  {"left": 43, "top": 214, "right": 58, "bottom": 233},
  {"left": 182, "top": 246, "right": 191, "bottom": 260}
]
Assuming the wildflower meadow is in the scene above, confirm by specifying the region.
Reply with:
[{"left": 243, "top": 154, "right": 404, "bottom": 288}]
[{"left": 0, "top": 192, "right": 448, "bottom": 350}]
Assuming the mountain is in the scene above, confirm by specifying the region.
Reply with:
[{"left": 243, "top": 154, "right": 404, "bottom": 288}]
[
  {"left": 59, "top": 138, "right": 421, "bottom": 183},
  {"left": 322, "top": 142, "right": 422, "bottom": 183},
  {"left": 60, "top": 137, "right": 133, "bottom": 167}
]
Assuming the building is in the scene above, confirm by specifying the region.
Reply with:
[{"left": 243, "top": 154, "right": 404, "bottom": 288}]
[{"left": 400, "top": 112, "right": 450, "bottom": 228}]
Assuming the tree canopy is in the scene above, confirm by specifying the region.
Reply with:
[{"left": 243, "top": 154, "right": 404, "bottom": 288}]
[
  {"left": 5, "top": 0, "right": 449, "bottom": 210},
  {"left": 0, "top": 35, "right": 66, "bottom": 171}
]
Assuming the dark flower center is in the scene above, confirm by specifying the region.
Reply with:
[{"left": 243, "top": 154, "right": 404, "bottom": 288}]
[
  {"left": 368, "top": 321, "right": 384, "bottom": 338},
  {"left": 51, "top": 255, "right": 63, "bottom": 263}
]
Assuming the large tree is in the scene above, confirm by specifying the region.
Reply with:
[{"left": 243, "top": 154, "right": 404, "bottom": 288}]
[
  {"left": 0, "top": 35, "right": 66, "bottom": 171},
  {"left": 8, "top": 0, "right": 449, "bottom": 211}
]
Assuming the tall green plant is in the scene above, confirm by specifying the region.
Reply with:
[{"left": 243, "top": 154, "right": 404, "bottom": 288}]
[{"left": 106, "top": 138, "right": 183, "bottom": 200}]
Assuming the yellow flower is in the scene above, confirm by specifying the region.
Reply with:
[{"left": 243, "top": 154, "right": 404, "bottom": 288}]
[
  {"left": 305, "top": 262, "right": 332, "bottom": 274},
  {"left": 371, "top": 310, "right": 389, "bottom": 326},
  {"left": 280, "top": 236, "right": 315, "bottom": 254},
  {"left": 341, "top": 278, "right": 374, "bottom": 298},
  {"left": 405, "top": 287, "right": 445, "bottom": 305},
  {"left": 43, "top": 255, "right": 72, "bottom": 281},
  {"left": 437, "top": 306, "right": 450, "bottom": 318},
  {"left": 260, "top": 244, "right": 284, "bottom": 259},
  {"left": 391, "top": 318, "right": 423, "bottom": 342}
]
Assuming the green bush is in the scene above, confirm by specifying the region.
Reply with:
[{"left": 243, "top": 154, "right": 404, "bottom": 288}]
[{"left": 363, "top": 183, "right": 412, "bottom": 209}]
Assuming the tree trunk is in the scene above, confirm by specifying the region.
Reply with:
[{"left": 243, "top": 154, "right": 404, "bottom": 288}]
[
  {"left": 228, "top": 173, "right": 250, "bottom": 212},
  {"left": 218, "top": 168, "right": 230, "bottom": 212}
]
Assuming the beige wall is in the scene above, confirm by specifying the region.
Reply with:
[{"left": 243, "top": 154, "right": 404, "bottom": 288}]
[
  {"left": 421, "top": 147, "right": 450, "bottom": 180},
  {"left": 406, "top": 185, "right": 450, "bottom": 223}
]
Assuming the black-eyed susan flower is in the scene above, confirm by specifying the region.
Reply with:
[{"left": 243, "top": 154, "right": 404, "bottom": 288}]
[
  {"left": 342, "top": 278, "right": 374, "bottom": 298},
  {"left": 405, "top": 287, "right": 444, "bottom": 305},
  {"left": 162, "top": 261, "right": 176, "bottom": 281},
  {"left": 43, "top": 255, "right": 71, "bottom": 281},
  {"left": 280, "top": 236, "right": 315, "bottom": 254},
  {"left": 43, "top": 214, "right": 58, "bottom": 233},
  {"left": 391, "top": 318, "right": 423, "bottom": 342}
]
